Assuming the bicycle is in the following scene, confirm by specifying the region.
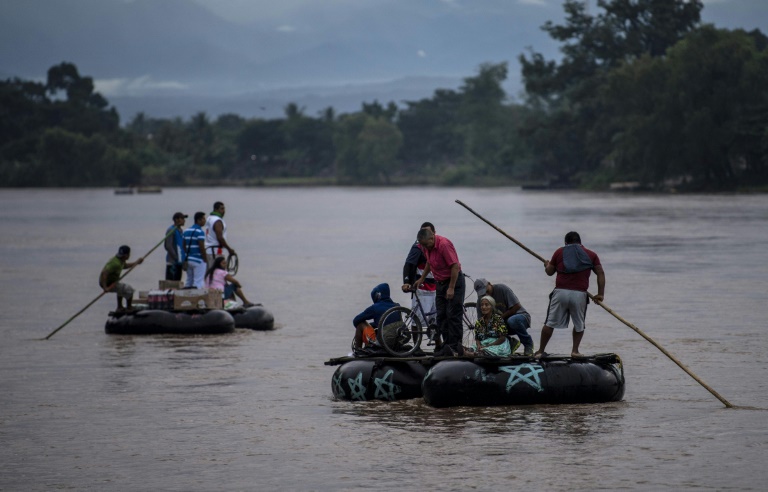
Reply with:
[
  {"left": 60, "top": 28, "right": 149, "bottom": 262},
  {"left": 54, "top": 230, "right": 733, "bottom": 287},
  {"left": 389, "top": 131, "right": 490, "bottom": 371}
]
[{"left": 377, "top": 282, "right": 479, "bottom": 357}]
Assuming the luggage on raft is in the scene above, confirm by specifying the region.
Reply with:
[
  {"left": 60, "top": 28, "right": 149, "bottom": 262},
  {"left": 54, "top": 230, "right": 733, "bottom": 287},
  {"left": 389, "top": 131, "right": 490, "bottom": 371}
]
[
  {"left": 422, "top": 354, "right": 625, "bottom": 408},
  {"left": 231, "top": 305, "right": 275, "bottom": 331},
  {"left": 105, "top": 309, "right": 236, "bottom": 335},
  {"left": 331, "top": 359, "right": 429, "bottom": 402}
]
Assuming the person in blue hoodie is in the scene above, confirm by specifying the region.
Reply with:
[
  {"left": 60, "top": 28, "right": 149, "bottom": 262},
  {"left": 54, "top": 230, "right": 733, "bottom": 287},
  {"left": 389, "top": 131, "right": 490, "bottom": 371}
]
[{"left": 352, "top": 283, "right": 400, "bottom": 350}]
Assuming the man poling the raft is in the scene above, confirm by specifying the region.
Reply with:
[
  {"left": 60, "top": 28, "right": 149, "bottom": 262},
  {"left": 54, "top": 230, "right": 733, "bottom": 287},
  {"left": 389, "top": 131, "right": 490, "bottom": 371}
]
[
  {"left": 43, "top": 230, "right": 174, "bottom": 340},
  {"left": 535, "top": 230, "right": 605, "bottom": 359},
  {"left": 454, "top": 199, "right": 734, "bottom": 408}
]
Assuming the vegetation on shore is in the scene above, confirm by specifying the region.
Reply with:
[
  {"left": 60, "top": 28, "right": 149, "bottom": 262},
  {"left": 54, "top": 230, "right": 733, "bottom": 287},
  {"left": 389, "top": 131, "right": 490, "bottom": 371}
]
[{"left": 2, "top": 0, "right": 767, "bottom": 191}]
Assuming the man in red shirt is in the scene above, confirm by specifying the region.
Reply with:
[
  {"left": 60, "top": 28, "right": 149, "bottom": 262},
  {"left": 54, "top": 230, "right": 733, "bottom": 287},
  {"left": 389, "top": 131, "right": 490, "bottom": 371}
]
[
  {"left": 535, "top": 231, "right": 605, "bottom": 358},
  {"left": 414, "top": 228, "right": 465, "bottom": 356}
]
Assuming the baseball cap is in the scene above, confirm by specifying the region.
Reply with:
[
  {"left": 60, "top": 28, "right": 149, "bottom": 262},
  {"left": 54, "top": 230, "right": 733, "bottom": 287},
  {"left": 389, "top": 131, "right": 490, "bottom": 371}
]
[
  {"left": 173, "top": 212, "right": 188, "bottom": 220},
  {"left": 474, "top": 278, "right": 489, "bottom": 296}
]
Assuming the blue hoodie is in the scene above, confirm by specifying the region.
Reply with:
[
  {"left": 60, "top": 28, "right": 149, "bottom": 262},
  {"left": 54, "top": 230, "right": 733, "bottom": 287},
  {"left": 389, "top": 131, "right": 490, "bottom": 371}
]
[{"left": 352, "top": 283, "right": 400, "bottom": 328}]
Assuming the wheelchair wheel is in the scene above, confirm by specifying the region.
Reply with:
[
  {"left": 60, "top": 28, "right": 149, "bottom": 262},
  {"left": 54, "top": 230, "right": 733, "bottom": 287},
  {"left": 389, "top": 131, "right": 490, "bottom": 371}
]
[
  {"left": 377, "top": 306, "right": 423, "bottom": 357},
  {"left": 461, "top": 302, "right": 478, "bottom": 349}
]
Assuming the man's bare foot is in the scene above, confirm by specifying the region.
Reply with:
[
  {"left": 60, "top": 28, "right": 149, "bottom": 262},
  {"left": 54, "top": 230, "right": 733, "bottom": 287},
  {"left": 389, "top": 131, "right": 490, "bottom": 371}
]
[
  {"left": 533, "top": 351, "right": 545, "bottom": 359},
  {"left": 571, "top": 352, "right": 587, "bottom": 358}
]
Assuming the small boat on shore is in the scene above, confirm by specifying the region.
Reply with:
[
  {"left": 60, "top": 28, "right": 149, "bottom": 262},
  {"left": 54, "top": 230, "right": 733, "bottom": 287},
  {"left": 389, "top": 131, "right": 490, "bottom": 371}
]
[
  {"left": 105, "top": 305, "right": 275, "bottom": 335},
  {"left": 136, "top": 186, "right": 162, "bottom": 194},
  {"left": 326, "top": 353, "right": 624, "bottom": 405}
]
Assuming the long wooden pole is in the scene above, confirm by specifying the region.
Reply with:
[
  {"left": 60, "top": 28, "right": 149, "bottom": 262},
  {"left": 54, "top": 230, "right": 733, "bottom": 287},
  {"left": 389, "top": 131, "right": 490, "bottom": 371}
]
[
  {"left": 43, "top": 231, "right": 173, "bottom": 340},
  {"left": 455, "top": 199, "right": 734, "bottom": 408}
]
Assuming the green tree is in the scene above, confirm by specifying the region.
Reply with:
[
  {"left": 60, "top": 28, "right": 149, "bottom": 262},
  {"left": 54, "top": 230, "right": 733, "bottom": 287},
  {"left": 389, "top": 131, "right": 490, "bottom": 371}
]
[
  {"left": 236, "top": 119, "right": 286, "bottom": 177},
  {"left": 596, "top": 26, "right": 768, "bottom": 189},
  {"left": 334, "top": 113, "right": 402, "bottom": 184},
  {"left": 36, "top": 128, "right": 113, "bottom": 186},
  {"left": 281, "top": 105, "right": 335, "bottom": 176},
  {"left": 45, "top": 62, "right": 119, "bottom": 136},
  {"left": 397, "top": 89, "right": 464, "bottom": 173},
  {"left": 518, "top": 0, "right": 703, "bottom": 185},
  {"left": 457, "top": 62, "right": 512, "bottom": 175}
]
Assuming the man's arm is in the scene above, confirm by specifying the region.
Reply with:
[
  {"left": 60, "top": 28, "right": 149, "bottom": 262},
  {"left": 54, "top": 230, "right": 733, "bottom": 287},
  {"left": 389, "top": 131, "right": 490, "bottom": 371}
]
[
  {"left": 99, "top": 268, "right": 112, "bottom": 292},
  {"left": 401, "top": 245, "right": 421, "bottom": 292},
  {"left": 214, "top": 221, "right": 234, "bottom": 254},
  {"left": 352, "top": 305, "right": 377, "bottom": 327},
  {"left": 594, "top": 264, "right": 605, "bottom": 301},
  {"left": 414, "top": 263, "right": 430, "bottom": 289},
  {"left": 198, "top": 238, "right": 207, "bottom": 263},
  {"left": 402, "top": 263, "right": 418, "bottom": 292},
  {"left": 125, "top": 258, "right": 143, "bottom": 269},
  {"left": 446, "top": 263, "right": 460, "bottom": 299},
  {"left": 544, "top": 260, "right": 556, "bottom": 276},
  {"left": 501, "top": 303, "right": 521, "bottom": 319},
  {"left": 164, "top": 232, "right": 178, "bottom": 262}
]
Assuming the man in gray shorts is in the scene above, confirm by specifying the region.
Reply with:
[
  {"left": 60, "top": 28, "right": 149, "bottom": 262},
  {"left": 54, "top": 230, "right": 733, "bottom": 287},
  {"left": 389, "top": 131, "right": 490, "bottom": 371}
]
[{"left": 535, "top": 231, "right": 605, "bottom": 358}]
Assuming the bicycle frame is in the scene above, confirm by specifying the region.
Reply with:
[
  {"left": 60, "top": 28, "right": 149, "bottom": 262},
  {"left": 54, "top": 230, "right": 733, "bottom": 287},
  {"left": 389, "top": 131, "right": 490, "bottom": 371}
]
[{"left": 410, "top": 289, "right": 438, "bottom": 345}]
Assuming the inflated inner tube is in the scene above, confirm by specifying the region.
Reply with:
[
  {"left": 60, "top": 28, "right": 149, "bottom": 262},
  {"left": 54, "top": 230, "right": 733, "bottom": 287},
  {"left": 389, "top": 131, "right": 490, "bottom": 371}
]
[
  {"left": 230, "top": 305, "right": 275, "bottom": 331},
  {"left": 331, "top": 359, "right": 428, "bottom": 402},
  {"left": 105, "top": 309, "right": 236, "bottom": 335},
  {"left": 422, "top": 355, "right": 625, "bottom": 408}
]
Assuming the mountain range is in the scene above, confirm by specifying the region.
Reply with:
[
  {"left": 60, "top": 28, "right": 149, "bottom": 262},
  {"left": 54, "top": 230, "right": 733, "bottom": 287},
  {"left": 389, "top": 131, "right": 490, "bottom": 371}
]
[{"left": 1, "top": 0, "right": 766, "bottom": 121}]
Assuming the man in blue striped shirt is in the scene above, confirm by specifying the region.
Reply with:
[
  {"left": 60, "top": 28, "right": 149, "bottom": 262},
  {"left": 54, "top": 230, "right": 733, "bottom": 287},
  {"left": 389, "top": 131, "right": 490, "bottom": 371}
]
[{"left": 182, "top": 212, "right": 209, "bottom": 289}]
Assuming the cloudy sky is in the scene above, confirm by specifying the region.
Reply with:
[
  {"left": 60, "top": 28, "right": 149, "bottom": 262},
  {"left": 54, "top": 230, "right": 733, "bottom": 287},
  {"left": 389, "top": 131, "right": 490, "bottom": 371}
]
[
  {"left": 190, "top": 0, "right": 768, "bottom": 28},
  {"left": 2, "top": 0, "right": 766, "bottom": 119}
]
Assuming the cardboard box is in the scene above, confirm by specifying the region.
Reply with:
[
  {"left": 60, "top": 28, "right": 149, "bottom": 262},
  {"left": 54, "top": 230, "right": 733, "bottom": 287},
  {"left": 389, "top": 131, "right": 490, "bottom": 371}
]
[
  {"left": 173, "top": 288, "right": 222, "bottom": 310},
  {"left": 159, "top": 280, "right": 183, "bottom": 290}
]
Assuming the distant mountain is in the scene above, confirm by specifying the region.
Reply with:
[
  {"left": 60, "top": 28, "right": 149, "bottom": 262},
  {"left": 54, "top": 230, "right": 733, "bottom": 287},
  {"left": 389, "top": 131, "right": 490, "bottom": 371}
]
[
  {"left": 1, "top": 0, "right": 766, "bottom": 121},
  {"left": 109, "top": 75, "right": 468, "bottom": 121},
  {"left": 0, "top": 0, "right": 559, "bottom": 90}
]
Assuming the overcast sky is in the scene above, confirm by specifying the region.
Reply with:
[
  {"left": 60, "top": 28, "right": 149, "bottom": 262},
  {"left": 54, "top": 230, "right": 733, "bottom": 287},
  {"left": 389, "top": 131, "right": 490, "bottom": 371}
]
[
  {"left": 3, "top": 0, "right": 766, "bottom": 118},
  {"left": 190, "top": 0, "right": 768, "bottom": 29}
]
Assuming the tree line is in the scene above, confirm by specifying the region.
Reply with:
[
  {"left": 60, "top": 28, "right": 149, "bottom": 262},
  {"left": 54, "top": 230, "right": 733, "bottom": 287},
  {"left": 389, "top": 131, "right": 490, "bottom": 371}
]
[{"left": 2, "top": 0, "right": 767, "bottom": 191}]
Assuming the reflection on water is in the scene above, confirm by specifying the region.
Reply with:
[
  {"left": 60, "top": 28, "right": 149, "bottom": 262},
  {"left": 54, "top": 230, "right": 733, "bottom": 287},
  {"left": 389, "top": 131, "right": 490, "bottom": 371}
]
[
  {"left": 2, "top": 188, "right": 768, "bottom": 490},
  {"left": 334, "top": 399, "right": 627, "bottom": 441}
]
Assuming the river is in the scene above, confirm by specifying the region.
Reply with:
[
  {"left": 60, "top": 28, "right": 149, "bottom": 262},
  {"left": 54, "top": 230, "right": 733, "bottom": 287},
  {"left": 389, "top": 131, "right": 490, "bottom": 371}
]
[{"left": 1, "top": 187, "right": 767, "bottom": 491}]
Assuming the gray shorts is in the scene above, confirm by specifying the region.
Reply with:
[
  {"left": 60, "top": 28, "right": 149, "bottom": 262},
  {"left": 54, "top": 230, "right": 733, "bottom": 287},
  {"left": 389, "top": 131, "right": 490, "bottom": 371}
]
[
  {"left": 116, "top": 282, "right": 134, "bottom": 300},
  {"left": 544, "top": 288, "right": 588, "bottom": 332}
]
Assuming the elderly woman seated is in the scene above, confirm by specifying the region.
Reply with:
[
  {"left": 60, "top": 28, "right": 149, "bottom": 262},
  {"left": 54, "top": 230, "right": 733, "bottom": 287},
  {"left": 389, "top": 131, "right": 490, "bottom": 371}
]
[{"left": 463, "top": 295, "right": 519, "bottom": 357}]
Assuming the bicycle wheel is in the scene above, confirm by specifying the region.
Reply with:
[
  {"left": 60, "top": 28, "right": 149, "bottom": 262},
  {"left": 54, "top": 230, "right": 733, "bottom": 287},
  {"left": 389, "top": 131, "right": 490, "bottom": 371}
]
[
  {"left": 377, "top": 306, "right": 423, "bottom": 357},
  {"left": 461, "top": 302, "right": 478, "bottom": 349}
]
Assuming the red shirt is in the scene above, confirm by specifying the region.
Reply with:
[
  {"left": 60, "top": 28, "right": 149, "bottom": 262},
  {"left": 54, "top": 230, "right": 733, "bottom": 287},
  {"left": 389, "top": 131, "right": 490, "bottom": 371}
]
[
  {"left": 421, "top": 235, "right": 461, "bottom": 282},
  {"left": 551, "top": 245, "right": 601, "bottom": 291}
]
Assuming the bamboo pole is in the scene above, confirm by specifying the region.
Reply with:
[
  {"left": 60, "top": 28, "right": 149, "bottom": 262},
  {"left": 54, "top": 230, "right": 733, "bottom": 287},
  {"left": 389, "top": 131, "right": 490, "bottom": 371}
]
[{"left": 455, "top": 199, "right": 734, "bottom": 408}]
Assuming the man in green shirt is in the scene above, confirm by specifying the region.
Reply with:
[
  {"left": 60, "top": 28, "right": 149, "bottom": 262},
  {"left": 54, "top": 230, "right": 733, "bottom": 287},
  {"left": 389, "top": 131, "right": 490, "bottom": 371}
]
[{"left": 99, "top": 245, "right": 143, "bottom": 312}]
